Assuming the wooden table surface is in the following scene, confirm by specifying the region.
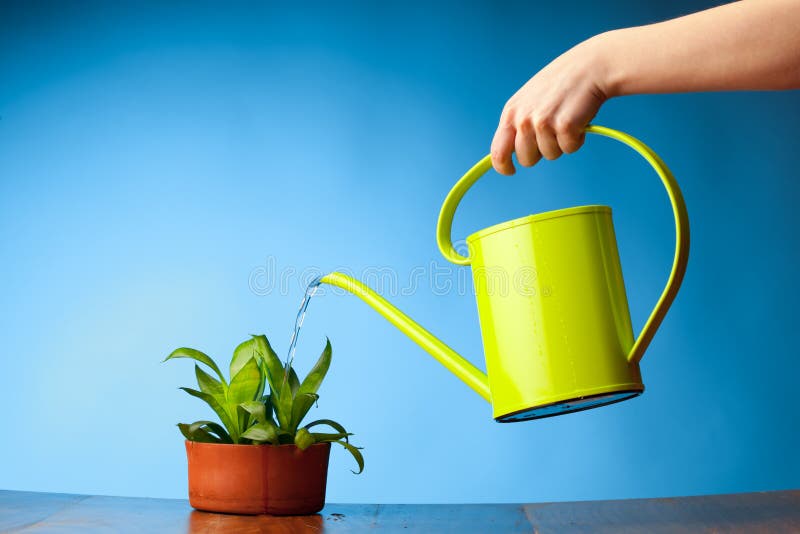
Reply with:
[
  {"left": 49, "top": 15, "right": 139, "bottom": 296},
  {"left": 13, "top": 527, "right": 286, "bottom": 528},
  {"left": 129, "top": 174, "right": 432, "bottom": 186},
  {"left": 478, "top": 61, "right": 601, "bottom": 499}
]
[{"left": 0, "top": 489, "right": 798, "bottom": 533}]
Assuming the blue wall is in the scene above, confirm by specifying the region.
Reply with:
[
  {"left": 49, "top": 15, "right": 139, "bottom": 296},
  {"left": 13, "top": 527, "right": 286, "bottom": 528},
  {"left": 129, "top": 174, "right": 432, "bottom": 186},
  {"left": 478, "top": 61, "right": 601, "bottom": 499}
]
[{"left": 1, "top": 0, "right": 798, "bottom": 503}]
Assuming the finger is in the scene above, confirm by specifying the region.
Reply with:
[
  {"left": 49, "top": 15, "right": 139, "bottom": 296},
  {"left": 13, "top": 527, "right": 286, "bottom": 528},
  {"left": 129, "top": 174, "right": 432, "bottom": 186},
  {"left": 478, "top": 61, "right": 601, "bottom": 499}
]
[
  {"left": 556, "top": 129, "right": 585, "bottom": 154},
  {"left": 554, "top": 118, "right": 586, "bottom": 154},
  {"left": 534, "top": 120, "right": 563, "bottom": 160},
  {"left": 514, "top": 121, "right": 541, "bottom": 167},
  {"left": 491, "top": 124, "right": 517, "bottom": 175}
]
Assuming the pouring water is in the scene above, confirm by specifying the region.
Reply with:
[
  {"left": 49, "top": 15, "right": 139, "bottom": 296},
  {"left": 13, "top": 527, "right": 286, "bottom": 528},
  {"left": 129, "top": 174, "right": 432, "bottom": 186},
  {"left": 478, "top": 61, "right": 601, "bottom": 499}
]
[{"left": 284, "top": 275, "right": 324, "bottom": 378}]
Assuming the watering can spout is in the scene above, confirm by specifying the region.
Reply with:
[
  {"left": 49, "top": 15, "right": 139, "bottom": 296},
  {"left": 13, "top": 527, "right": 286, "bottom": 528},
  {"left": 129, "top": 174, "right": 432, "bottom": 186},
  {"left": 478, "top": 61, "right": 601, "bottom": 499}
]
[{"left": 319, "top": 272, "right": 492, "bottom": 402}]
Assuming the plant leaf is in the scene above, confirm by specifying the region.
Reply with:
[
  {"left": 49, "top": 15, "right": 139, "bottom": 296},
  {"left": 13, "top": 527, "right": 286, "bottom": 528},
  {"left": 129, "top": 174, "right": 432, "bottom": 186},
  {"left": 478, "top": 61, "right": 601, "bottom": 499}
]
[
  {"left": 238, "top": 400, "right": 267, "bottom": 424},
  {"left": 255, "top": 367, "right": 266, "bottom": 403},
  {"left": 231, "top": 338, "right": 266, "bottom": 414},
  {"left": 180, "top": 387, "right": 239, "bottom": 442},
  {"left": 287, "top": 367, "right": 300, "bottom": 396},
  {"left": 297, "top": 339, "right": 331, "bottom": 398},
  {"left": 332, "top": 440, "right": 364, "bottom": 474},
  {"left": 304, "top": 419, "right": 348, "bottom": 436},
  {"left": 260, "top": 395, "right": 276, "bottom": 424},
  {"left": 294, "top": 427, "right": 315, "bottom": 450},
  {"left": 239, "top": 397, "right": 275, "bottom": 425},
  {"left": 275, "top": 378, "right": 294, "bottom": 431},
  {"left": 198, "top": 422, "right": 232, "bottom": 443},
  {"left": 290, "top": 393, "right": 319, "bottom": 432},
  {"left": 228, "top": 356, "right": 262, "bottom": 432},
  {"left": 310, "top": 432, "right": 352, "bottom": 442},
  {"left": 195, "top": 364, "right": 232, "bottom": 426},
  {"left": 253, "top": 335, "right": 283, "bottom": 394},
  {"left": 189, "top": 420, "right": 233, "bottom": 443},
  {"left": 165, "top": 348, "right": 226, "bottom": 384},
  {"left": 230, "top": 338, "right": 258, "bottom": 382},
  {"left": 287, "top": 340, "right": 331, "bottom": 431},
  {"left": 241, "top": 421, "right": 279, "bottom": 444},
  {"left": 227, "top": 357, "right": 262, "bottom": 403},
  {"left": 177, "top": 423, "right": 222, "bottom": 444},
  {"left": 195, "top": 365, "right": 225, "bottom": 397},
  {"left": 177, "top": 423, "right": 195, "bottom": 441}
]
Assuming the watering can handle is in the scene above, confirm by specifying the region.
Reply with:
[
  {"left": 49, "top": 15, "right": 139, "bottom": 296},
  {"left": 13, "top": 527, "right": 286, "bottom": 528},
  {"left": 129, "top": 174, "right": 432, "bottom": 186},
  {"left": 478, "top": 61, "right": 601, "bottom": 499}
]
[{"left": 436, "top": 124, "right": 690, "bottom": 364}]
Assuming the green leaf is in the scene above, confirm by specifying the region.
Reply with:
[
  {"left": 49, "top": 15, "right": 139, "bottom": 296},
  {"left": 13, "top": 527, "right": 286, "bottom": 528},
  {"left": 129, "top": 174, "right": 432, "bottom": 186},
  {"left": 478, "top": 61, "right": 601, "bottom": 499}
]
[
  {"left": 199, "top": 422, "right": 232, "bottom": 443},
  {"left": 290, "top": 393, "right": 319, "bottom": 432},
  {"left": 177, "top": 423, "right": 195, "bottom": 441},
  {"left": 177, "top": 422, "right": 222, "bottom": 444},
  {"left": 294, "top": 428, "right": 315, "bottom": 450},
  {"left": 304, "top": 419, "right": 348, "bottom": 436},
  {"left": 228, "top": 356, "right": 262, "bottom": 432},
  {"left": 287, "top": 367, "right": 300, "bottom": 396},
  {"left": 189, "top": 420, "right": 233, "bottom": 443},
  {"left": 231, "top": 342, "right": 266, "bottom": 416},
  {"left": 255, "top": 369, "right": 266, "bottom": 404},
  {"left": 238, "top": 400, "right": 267, "bottom": 424},
  {"left": 332, "top": 440, "right": 365, "bottom": 474},
  {"left": 165, "top": 348, "right": 227, "bottom": 384},
  {"left": 180, "top": 387, "right": 239, "bottom": 442},
  {"left": 241, "top": 421, "right": 279, "bottom": 444},
  {"left": 297, "top": 339, "right": 331, "bottom": 398},
  {"left": 230, "top": 338, "right": 259, "bottom": 382},
  {"left": 260, "top": 395, "right": 275, "bottom": 423},
  {"left": 195, "top": 364, "right": 231, "bottom": 426},
  {"left": 287, "top": 340, "right": 331, "bottom": 430},
  {"left": 275, "top": 378, "right": 294, "bottom": 431},
  {"left": 195, "top": 365, "right": 225, "bottom": 397},
  {"left": 227, "top": 357, "right": 262, "bottom": 405},
  {"left": 310, "top": 432, "right": 352, "bottom": 442},
  {"left": 253, "top": 335, "right": 283, "bottom": 394}
]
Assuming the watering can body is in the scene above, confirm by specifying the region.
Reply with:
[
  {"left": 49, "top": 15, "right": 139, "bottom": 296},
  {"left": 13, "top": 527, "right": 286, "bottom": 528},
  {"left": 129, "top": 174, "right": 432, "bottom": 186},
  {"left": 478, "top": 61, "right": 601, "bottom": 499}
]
[
  {"left": 321, "top": 125, "right": 689, "bottom": 422},
  {"left": 467, "top": 205, "right": 643, "bottom": 421}
]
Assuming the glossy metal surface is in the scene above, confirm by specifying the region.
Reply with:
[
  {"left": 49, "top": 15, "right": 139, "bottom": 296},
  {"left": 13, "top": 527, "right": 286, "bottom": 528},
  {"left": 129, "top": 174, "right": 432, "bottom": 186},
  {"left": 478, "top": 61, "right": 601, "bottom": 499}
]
[
  {"left": 466, "top": 204, "right": 644, "bottom": 420},
  {"left": 320, "top": 272, "right": 491, "bottom": 401}
]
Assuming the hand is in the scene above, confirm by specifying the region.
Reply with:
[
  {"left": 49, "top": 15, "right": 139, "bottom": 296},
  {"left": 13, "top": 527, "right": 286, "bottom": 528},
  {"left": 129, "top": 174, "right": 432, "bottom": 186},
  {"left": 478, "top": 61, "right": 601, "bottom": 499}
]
[{"left": 491, "top": 35, "right": 612, "bottom": 175}]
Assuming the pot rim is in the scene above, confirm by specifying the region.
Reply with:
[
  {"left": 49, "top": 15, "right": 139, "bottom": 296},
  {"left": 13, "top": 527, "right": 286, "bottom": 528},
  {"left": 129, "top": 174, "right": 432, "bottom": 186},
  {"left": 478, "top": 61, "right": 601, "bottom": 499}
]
[{"left": 184, "top": 440, "right": 331, "bottom": 450}]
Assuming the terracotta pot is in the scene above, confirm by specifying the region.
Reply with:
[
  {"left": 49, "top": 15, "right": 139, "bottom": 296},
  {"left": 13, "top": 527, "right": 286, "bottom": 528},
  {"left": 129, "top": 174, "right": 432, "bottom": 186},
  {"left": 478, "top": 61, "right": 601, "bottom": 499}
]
[{"left": 185, "top": 440, "right": 331, "bottom": 515}]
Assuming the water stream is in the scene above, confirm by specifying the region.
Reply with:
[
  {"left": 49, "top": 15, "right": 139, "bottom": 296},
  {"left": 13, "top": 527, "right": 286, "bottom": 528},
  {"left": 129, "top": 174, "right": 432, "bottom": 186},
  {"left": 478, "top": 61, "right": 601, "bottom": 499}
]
[{"left": 284, "top": 275, "right": 324, "bottom": 373}]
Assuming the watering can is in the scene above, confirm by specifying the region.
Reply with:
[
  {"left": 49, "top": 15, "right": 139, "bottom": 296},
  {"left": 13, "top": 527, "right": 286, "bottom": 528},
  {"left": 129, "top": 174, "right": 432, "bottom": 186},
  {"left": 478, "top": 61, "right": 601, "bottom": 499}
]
[{"left": 321, "top": 125, "right": 689, "bottom": 422}]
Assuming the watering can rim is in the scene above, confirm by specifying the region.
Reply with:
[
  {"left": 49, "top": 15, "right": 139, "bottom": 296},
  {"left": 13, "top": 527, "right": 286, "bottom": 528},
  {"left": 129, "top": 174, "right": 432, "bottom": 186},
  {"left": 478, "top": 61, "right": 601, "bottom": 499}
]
[{"left": 466, "top": 204, "right": 611, "bottom": 244}]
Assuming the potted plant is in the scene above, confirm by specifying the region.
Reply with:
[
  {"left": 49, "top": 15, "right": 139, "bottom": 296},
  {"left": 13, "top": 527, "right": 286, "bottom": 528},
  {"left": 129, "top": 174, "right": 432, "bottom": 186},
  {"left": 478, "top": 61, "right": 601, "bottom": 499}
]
[{"left": 165, "top": 334, "right": 363, "bottom": 515}]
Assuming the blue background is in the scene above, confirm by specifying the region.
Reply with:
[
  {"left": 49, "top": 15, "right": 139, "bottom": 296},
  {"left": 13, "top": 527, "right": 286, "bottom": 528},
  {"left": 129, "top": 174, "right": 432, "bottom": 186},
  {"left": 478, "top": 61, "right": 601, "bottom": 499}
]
[{"left": 1, "top": 0, "right": 798, "bottom": 503}]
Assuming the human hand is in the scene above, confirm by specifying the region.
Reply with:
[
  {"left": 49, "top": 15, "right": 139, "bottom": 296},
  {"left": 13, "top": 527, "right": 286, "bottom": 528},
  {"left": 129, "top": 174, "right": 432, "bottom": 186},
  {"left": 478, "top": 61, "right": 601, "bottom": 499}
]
[{"left": 490, "top": 34, "right": 613, "bottom": 175}]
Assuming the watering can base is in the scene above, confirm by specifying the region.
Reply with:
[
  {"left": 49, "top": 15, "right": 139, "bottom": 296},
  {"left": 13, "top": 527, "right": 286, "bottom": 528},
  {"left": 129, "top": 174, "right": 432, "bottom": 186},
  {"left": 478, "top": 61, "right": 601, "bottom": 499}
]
[{"left": 494, "top": 390, "right": 643, "bottom": 423}]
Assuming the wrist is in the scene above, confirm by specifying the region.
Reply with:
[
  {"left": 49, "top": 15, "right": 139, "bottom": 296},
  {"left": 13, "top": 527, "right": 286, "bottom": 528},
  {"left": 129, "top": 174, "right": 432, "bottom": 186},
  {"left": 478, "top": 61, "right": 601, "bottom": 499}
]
[{"left": 585, "top": 30, "right": 626, "bottom": 99}]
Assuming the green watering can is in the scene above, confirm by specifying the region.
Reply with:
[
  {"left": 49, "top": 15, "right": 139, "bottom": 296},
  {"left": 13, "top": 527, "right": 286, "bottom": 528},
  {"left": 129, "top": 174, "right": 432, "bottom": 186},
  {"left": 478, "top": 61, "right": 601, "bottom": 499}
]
[{"left": 321, "top": 125, "right": 689, "bottom": 422}]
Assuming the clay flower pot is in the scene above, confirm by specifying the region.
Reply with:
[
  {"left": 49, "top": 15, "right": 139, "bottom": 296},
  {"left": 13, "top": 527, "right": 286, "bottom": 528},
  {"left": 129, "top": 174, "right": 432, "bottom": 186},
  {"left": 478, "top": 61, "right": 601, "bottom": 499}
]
[{"left": 185, "top": 440, "right": 331, "bottom": 515}]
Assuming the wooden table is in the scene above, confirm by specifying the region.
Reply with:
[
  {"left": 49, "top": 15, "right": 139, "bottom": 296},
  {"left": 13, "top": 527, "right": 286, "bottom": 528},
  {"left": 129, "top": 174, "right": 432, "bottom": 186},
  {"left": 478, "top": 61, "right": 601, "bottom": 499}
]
[{"left": 1, "top": 489, "right": 798, "bottom": 533}]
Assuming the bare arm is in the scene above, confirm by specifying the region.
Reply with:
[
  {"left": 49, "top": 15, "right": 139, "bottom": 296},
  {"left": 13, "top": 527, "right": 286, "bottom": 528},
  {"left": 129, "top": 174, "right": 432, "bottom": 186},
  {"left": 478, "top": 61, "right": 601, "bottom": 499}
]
[{"left": 491, "top": 0, "right": 800, "bottom": 175}]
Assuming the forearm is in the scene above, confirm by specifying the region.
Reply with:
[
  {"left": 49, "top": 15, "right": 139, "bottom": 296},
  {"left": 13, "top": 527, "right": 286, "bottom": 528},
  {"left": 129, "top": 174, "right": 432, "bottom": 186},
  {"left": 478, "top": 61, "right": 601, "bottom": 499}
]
[
  {"left": 597, "top": 0, "right": 800, "bottom": 96},
  {"left": 490, "top": 0, "right": 800, "bottom": 174}
]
